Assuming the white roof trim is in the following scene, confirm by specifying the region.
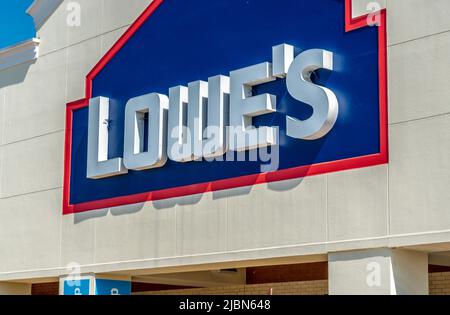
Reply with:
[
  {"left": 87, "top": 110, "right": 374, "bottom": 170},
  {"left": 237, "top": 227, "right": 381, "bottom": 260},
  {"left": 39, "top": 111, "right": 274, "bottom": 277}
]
[
  {"left": 0, "top": 38, "right": 40, "bottom": 71},
  {"left": 26, "top": 0, "right": 63, "bottom": 30}
]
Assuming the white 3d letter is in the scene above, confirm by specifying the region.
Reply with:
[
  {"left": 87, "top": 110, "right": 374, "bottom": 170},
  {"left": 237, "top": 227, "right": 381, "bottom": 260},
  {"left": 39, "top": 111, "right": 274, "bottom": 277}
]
[
  {"left": 229, "top": 62, "right": 277, "bottom": 151},
  {"left": 167, "top": 86, "right": 193, "bottom": 162},
  {"left": 286, "top": 49, "right": 339, "bottom": 140},
  {"left": 87, "top": 96, "right": 127, "bottom": 179},
  {"left": 189, "top": 80, "right": 209, "bottom": 160},
  {"left": 204, "top": 75, "right": 230, "bottom": 158},
  {"left": 272, "top": 43, "right": 294, "bottom": 78},
  {"left": 192, "top": 75, "right": 230, "bottom": 159},
  {"left": 123, "top": 93, "right": 168, "bottom": 170}
]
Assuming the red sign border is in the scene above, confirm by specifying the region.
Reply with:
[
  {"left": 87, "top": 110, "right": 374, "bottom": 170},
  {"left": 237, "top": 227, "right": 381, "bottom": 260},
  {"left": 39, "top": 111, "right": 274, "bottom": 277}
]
[{"left": 63, "top": 0, "right": 388, "bottom": 214}]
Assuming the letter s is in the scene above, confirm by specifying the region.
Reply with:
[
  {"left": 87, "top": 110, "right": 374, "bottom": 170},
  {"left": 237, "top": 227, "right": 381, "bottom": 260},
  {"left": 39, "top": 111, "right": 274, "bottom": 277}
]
[{"left": 286, "top": 49, "right": 338, "bottom": 140}]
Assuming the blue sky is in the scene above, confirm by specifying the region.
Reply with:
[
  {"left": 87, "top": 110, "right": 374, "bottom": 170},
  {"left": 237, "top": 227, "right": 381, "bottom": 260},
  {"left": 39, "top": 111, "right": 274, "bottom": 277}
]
[{"left": 0, "top": 0, "right": 35, "bottom": 49}]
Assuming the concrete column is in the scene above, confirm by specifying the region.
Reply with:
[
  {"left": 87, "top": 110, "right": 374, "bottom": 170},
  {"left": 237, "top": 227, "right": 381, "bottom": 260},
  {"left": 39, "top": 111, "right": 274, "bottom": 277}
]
[
  {"left": 0, "top": 282, "right": 31, "bottom": 295},
  {"left": 328, "top": 248, "right": 429, "bottom": 295},
  {"left": 59, "top": 274, "right": 131, "bottom": 295}
]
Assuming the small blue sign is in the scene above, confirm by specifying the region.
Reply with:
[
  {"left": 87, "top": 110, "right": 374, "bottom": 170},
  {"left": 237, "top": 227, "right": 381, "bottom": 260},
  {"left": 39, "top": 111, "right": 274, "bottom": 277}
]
[
  {"left": 95, "top": 279, "right": 131, "bottom": 295},
  {"left": 63, "top": 279, "right": 90, "bottom": 295}
]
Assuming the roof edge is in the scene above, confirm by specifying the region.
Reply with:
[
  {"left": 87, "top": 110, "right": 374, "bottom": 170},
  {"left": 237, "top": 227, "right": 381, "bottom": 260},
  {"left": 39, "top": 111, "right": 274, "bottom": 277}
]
[
  {"left": 0, "top": 38, "right": 40, "bottom": 72},
  {"left": 26, "top": 0, "right": 64, "bottom": 30}
]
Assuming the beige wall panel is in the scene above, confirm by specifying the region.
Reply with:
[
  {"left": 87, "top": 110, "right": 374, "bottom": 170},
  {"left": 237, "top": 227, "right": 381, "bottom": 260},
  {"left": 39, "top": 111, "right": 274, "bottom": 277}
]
[
  {"left": 100, "top": 26, "right": 128, "bottom": 55},
  {"left": 227, "top": 176, "right": 327, "bottom": 251},
  {"left": 387, "top": 0, "right": 450, "bottom": 46},
  {"left": 327, "top": 165, "right": 388, "bottom": 242},
  {"left": 36, "top": 2, "right": 69, "bottom": 56},
  {"left": 0, "top": 189, "right": 61, "bottom": 273},
  {"left": 1, "top": 132, "right": 64, "bottom": 198},
  {"left": 66, "top": 38, "right": 101, "bottom": 102},
  {"left": 67, "top": 0, "right": 103, "bottom": 46},
  {"left": 389, "top": 115, "right": 450, "bottom": 234},
  {"left": 388, "top": 32, "right": 450, "bottom": 124},
  {"left": 3, "top": 51, "right": 66, "bottom": 144},
  {"left": 0, "top": 88, "right": 4, "bottom": 145},
  {"left": 173, "top": 193, "right": 227, "bottom": 256},
  {"left": 93, "top": 203, "right": 176, "bottom": 264},
  {"left": 60, "top": 212, "right": 96, "bottom": 267},
  {"left": 101, "top": 0, "right": 153, "bottom": 34}
]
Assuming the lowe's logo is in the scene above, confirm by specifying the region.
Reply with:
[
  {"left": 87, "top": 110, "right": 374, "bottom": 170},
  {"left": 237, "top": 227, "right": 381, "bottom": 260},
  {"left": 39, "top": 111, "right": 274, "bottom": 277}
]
[
  {"left": 87, "top": 44, "right": 338, "bottom": 179},
  {"left": 63, "top": 0, "right": 387, "bottom": 214}
]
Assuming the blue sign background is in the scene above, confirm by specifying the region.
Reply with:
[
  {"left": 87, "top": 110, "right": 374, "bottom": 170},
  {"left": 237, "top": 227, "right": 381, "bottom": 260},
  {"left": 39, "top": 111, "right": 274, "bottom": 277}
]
[
  {"left": 95, "top": 279, "right": 131, "bottom": 295},
  {"left": 70, "top": 0, "right": 380, "bottom": 205},
  {"left": 63, "top": 279, "right": 90, "bottom": 295}
]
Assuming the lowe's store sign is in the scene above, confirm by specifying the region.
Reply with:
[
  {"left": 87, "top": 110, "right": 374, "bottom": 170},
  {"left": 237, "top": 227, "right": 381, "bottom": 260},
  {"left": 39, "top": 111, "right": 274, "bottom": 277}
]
[{"left": 63, "top": 0, "right": 388, "bottom": 214}]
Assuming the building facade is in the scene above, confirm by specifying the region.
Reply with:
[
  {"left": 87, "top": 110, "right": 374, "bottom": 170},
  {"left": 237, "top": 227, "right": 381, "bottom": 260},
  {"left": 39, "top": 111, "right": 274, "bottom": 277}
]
[{"left": 0, "top": 0, "right": 449, "bottom": 295}]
